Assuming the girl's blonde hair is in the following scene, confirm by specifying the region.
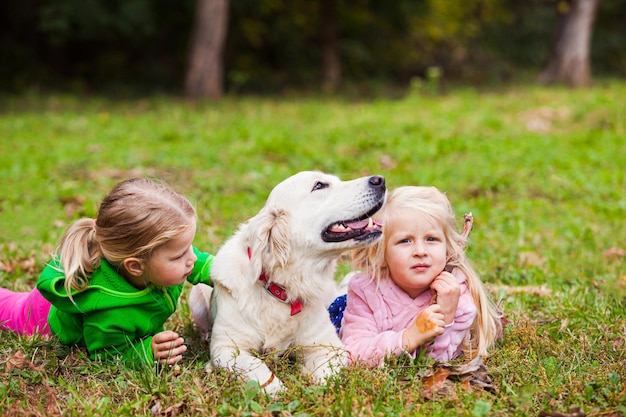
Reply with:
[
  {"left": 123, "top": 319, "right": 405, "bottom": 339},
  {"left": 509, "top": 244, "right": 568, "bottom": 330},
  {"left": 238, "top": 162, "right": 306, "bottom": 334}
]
[
  {"left": 352, "top": 186, "right": 502, "bottom": 358},
  {"left": 55, "top": 178, "right": 197, "bottom": 295}
]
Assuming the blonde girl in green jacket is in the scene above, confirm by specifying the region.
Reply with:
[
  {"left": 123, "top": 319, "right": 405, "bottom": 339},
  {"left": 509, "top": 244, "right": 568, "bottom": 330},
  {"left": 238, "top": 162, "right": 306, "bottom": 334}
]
[{"left": 0, "top": 178, "right": 214, "bottom": 366}]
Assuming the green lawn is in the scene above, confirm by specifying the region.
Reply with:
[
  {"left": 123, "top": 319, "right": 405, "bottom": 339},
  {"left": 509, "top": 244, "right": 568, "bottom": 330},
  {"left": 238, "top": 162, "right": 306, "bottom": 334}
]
[{"left": 1, "top": 81, "right": 625, "bottom": 416}]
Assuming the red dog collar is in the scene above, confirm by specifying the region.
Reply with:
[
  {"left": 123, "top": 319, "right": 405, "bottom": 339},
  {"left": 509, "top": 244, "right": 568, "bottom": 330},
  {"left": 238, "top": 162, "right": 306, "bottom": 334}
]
[{"left": 248, "top": 247, "right": 303, "bottom": 315}]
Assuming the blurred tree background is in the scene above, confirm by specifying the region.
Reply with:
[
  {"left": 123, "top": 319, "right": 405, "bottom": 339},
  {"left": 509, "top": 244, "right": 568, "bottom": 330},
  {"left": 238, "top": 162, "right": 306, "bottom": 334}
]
[{"left": 1, "top": 0, "right": 624, "bottom": 97}]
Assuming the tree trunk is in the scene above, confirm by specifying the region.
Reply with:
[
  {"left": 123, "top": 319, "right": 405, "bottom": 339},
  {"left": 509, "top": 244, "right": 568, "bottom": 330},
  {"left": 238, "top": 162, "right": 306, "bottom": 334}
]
[
  {"left": 319, "top": 0, "right": 341, "bottom": 93},
  {"left": 185, "top": 0, "right": 229, "bottom": 99},
  {"left": 538, "top": 0, "right": 599, "bottom": 87}
]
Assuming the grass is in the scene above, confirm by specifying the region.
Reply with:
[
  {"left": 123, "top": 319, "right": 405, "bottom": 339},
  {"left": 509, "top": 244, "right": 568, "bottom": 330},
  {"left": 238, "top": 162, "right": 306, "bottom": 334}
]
[{"left": 1, "top": 79, "right": 625, "bottom": 416}]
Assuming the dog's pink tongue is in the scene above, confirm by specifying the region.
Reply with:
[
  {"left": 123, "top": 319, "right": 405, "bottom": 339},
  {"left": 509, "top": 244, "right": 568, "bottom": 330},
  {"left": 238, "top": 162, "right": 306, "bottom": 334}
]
[
  {"left": 344, "top": 219, "right": 384, "bottom": 230},
  {"left": 344, "top": 220, "right": 369, "bottom": 229}
]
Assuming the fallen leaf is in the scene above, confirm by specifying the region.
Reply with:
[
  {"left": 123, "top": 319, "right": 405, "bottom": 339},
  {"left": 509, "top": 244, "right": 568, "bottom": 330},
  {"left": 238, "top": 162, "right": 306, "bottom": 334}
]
[
  {"left": 0, "top": 254, "right": 38, "bottom": 275},
  {"left": 538, "top": 406, "right": 586, "bottom": 417},
  {"left": 440, "top": 356, "right": 496, "bottom": 392},
  {"left": 518, "top": 107, "right": 570, "bottom": 133},
  {"left": 18, "top": 256, "right": 37, "bottom": 274},
  {"left": 379, "top": 154, "right": 397, "bottom": 170},
  {"left": 421, "top": 371, "right": 457, "bottom": 400},
  {"left": 6, "top": 351, "right": 28, "bottom": 371},
  {"left": 151, "top": 400, "right": 186, "bottom": 417},
  {"left": 3, "top": 350, "right": 44, "bottom": 373},
  {"left": 518, "top": 251, "right": 545, "bottom": 267},
  {"left": 151, "top": 400, "right": 162, "bottom": 416},
  {"left": 0, "top": 259, "right": 15, "bottom": 273},
  {"left": 604, "top": 247, "right": 625, "bottom": 261},
  {"left": 59, "top": 195, "right": 86, "bottom": 218},
  {"left": 418, "top": 356, "right": 496, "bottom": 400},
  {"left": 493, "top": 284, "right": 552, "bottom": 298}
]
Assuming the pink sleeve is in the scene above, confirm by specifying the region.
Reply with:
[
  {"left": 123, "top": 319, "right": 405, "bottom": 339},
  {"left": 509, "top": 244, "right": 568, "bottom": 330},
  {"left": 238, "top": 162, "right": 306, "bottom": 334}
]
[
  {"left": 426, "top": 274, "right": 477, "bottom": 362},
  {"left": 340, "top": 278, "right": 406, "bottom": 367}
]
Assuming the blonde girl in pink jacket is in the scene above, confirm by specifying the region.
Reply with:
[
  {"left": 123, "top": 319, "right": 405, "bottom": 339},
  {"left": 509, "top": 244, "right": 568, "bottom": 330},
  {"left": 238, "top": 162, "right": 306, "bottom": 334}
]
[{"left": 339, "top": 186, "right": 501, "bottom": 366}]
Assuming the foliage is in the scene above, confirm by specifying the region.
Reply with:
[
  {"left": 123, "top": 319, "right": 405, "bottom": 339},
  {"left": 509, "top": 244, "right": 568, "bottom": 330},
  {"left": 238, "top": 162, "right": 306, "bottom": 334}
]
[
  {"left": 1, "top": 0, "right": 625, "bottom": 94},
  {"left": 1, "top": 81, "right": 625, "bottom": 415}
]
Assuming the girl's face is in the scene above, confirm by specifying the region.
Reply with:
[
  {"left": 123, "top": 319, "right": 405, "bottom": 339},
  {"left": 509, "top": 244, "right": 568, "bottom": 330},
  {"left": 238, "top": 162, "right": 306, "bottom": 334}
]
[
  {"left": 383, "top": 209, "right": 447, "bottom": 298},
  {"left": 141, "top": 221, "right": 198, "bottom": 287}
]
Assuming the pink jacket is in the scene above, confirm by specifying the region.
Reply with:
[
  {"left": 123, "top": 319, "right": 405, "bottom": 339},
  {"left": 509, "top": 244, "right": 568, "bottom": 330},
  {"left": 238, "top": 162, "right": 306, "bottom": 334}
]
[{"left": 340, "top": 269, "right": 477, "bottom": 366}]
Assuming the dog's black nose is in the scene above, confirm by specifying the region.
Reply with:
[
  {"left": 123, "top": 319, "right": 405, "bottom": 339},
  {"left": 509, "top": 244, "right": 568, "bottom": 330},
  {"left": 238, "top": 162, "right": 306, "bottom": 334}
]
[{"left": 369, "top": 175, "right": 385, "bottom": 188}]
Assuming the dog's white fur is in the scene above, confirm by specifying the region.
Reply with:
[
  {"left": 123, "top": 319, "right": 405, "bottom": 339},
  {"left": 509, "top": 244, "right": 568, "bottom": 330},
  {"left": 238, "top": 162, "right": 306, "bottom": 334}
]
[{"left": 189, "top": 171, "right": 386, "bottom": 394}]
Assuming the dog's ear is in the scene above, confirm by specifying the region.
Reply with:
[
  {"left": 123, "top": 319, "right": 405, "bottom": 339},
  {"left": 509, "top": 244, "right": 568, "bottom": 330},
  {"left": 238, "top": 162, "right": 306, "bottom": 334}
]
[
  {"left": 249, "top": 207, "right": 291, "bottom": 273},
  {"left": 265, "top": 208, "right": 291, "bottom": 270}
]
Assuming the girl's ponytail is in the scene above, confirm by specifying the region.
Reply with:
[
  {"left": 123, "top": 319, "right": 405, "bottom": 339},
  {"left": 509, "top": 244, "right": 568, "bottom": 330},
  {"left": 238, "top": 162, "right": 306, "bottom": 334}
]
[{"left": 57, "top": 218, "right": 101, "bottom": 296}]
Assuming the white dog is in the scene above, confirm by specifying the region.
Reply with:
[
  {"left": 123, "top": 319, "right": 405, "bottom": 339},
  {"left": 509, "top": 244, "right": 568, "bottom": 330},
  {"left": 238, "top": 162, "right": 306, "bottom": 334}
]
[{"left": 189, "top": 171, "right": 386, "bottom": 394}]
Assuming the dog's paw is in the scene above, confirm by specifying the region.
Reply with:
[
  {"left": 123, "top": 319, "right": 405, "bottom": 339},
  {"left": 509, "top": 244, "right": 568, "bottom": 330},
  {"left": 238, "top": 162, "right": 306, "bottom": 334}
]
[
  {"left": 304, "top": 347, "right": 348, "bottom": 384},
  {"left": 259, "top": 374, "right": 285, "bottom": 396},
  {"left": 203, "top": 361, "right": 215, "bottom": 374}
]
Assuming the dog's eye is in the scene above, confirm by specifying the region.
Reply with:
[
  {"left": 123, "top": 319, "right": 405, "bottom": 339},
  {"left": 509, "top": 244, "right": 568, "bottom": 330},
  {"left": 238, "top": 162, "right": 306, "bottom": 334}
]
[{"left": 312, "top": 181, "right": 329, "bottom": 191}]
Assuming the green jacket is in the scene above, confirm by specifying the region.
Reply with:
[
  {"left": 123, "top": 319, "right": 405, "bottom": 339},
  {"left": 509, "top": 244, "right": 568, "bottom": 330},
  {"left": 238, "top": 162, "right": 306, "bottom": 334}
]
[{"left": 36, "top": 247, "right": 213, "bottom": 365}]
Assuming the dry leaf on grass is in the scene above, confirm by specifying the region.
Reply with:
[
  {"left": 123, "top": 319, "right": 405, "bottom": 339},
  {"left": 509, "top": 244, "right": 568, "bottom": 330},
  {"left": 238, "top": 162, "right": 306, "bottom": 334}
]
[
  {"left": 59, "top": 195, "right": 86, "bottom": 218},
  {"left": 420, "top": 367, "right": 454, "bottom": 399},
  {"left": 2, "top": 350, "right": 44, "bottom": 374},
  {"left": 518, "top": 251, "right": 546, "bottom": 267},
  {"left": 379, "top": 154, "right": 397, "bottom": 170},
  {"left": 5, "top": 350, "right": 28, "bottom": 371},
  {"left": 151, "top": 399, "right": 186, "bottom": 417},
  {"left": 0, "top": 254, "right": 38, "bottom": 275},
  {"left": 604, "top": 246, "right": 625, "bottom": 261},
  {"left": 538, "top": 406, "right": 586, "bottom": 417},
  {"left": 518, "top": 107, "right": 570, "bottom": 133},
  {"left": 418, "top": 356, "right": 496, "bottom": 400},
  {"left": 493, "top": 284, "right": 552, "bottom": 298}
]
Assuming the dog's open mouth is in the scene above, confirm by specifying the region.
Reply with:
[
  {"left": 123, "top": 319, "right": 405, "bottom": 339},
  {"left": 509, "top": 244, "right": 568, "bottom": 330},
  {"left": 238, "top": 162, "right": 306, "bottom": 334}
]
[{"left": 322, "top": 204, "right": 384, "bottom": 243}]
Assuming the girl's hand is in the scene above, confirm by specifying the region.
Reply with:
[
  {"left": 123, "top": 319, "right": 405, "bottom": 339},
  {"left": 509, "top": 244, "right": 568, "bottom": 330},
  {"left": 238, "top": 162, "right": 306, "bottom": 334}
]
[
  {"left": 152, "top": 330, "right": 187, "bottom": 365},
  {"left": 430, "top": 271, "right": 460, "bottom": 325},
  {"left": 414, "top": 304, "right": 445, "bottom": 339},
  {"left": 402, "top": 305, "right": 445, "bottom": 352}
]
